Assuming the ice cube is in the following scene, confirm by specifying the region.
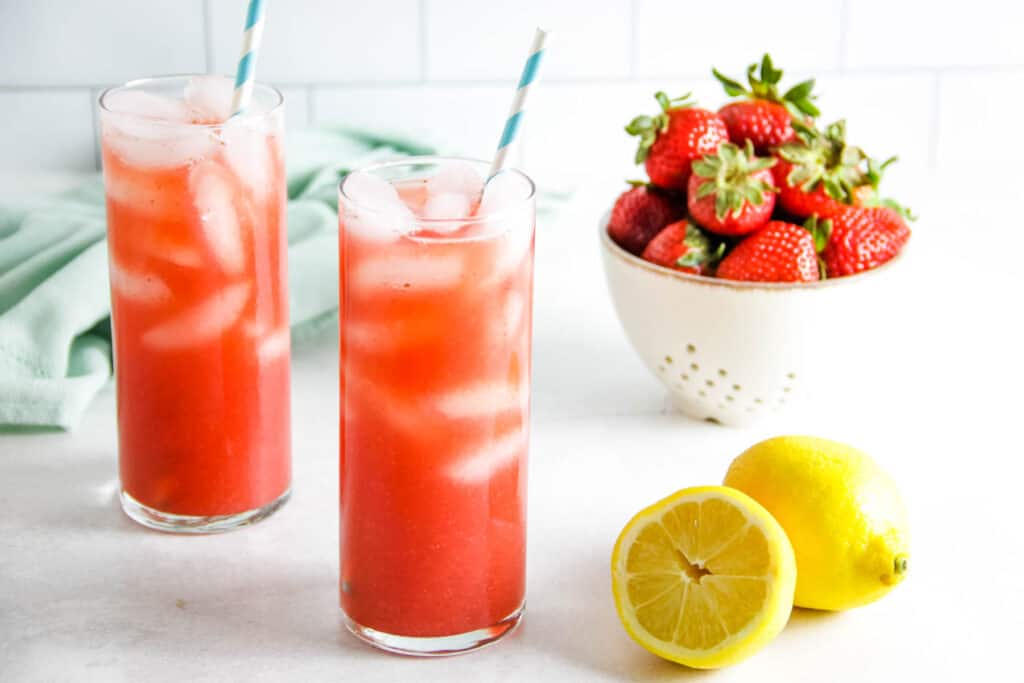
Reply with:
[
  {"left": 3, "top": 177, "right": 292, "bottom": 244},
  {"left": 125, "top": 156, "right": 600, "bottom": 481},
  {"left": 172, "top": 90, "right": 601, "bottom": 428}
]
[
  {"left": 109, "top": 260, "right": 172, "bottom": 304},
  {"left": 479, "top": 169, "right": 531, "bottom": 218},
  {"left": 183, "top": 75, "right": 232, "bottom": 123},
  {"left": 101, "top": 90, "right": 215, "bottom": 168},
  {"left": 221, "top": 123, "right": 276, "bottom": 200},
  {"left": 447, "top": 430, "right": 526, "bottom": 483},
  {"left": 501, "top": 292, "right": 525, "bottom": 339},
  {"left": 351, "top": 253, "right": 464, "bottom": 292},
  {"left": 421, "top": 191, "right": 473, "bottom": 227},
  {"left": 426, "top": 162, "right": 484, "bottom": 198},
  {"left": 104, "top": 90, "right": 194, "bottom": 124},
  {"left": 257, "top": 327, "right": 290, "bottom": 363},
  {"left": 142, "top": 282, "right": 250, "bottom": 350},
  {"left": 435, "top": 381, "right": 524, "bottom": 419},
  {"left": 478, "top": 171, "right": 534, "bottom": 284},
  {"left": 190, "top": 161, "right": 247, "bottom": 274},
  {"left": 341, "top": 171, "right": 417, "bottom": 241},
  {"left": 157, "top": 247, "right": 204, "bottom": 269}
]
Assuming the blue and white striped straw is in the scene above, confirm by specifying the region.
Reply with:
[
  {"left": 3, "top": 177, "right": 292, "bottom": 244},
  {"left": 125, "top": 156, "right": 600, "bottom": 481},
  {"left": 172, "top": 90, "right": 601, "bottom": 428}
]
[
  {"left": 488, "top": 27, "right": 549, "bottom": 179},
  {"left": 229, "top": 0, "right": 266, "bottom": 118}
]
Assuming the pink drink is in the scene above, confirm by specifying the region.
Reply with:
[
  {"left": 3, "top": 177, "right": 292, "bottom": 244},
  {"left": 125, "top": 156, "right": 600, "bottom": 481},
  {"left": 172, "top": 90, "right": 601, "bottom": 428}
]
[
  {"left": 338, "top": 159, "right": 535, "bottom": 654},
  {"left": 99, "top": 76, "right": 291, "bottom": 532}
]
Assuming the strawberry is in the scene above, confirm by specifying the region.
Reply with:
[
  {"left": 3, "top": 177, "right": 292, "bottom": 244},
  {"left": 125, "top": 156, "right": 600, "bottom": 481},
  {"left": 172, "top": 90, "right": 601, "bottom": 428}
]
[
  {"left": 626, "top": 92, "right": 729, "bottom": 191},
  {"left": 773, "top": 120, "right": 874, "bottom": 218},
  {"left": 687, "top": 141, "right": 777, "bottom": 236},
  {"left": 854, "top": 155, "right": 916, "bottom": 219},
  {"left": 820, "top": 206, "right": 910, "bottom": 277},
  {"left": 717, "top": 218, "right": 829, "bottom": 283},
  {"left": 713, "top": 54, "right": 820, "bottom": 154},
  {"left": 606, "top": 182, "right": 686, "bottom": 256},
  {"left": 641, "top": 220, "right": 725, "bottom": 274}
]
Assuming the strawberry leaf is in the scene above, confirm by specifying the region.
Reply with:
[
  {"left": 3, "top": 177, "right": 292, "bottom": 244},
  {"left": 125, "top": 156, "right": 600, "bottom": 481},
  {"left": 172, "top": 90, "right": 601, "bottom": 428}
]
[
  {"left": 713, "top": 68, "right": 748, "bottom": 97},
  {"left": 760, "top": 53, "right": 783, "bottom": 85},
  {"left": 783, "top": 79, "right": 814, "bottom": 101},
  {"left": 696, "top": 180, "right": 718, "bottom": 199}
]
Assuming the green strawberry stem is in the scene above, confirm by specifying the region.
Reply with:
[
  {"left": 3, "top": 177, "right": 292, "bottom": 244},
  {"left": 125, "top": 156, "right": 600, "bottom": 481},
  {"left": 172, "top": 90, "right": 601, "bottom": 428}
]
[
  {"left": 803, "top": 215, "right": 832, "bottom": 254},
  {"left": 676, "top": 223, "right": 726, "bottom": 269},
  {"left": 712, "top": 53, "right": 819, "bottom": 118},
  {"left": 780, "top": 119, "right": 867, "bottom": 202},
  {"left": 692, "top": 140, "right": 777, "bottom": 220},
  {"left": 625, "top": 92, "right": 695, "bottom": 163}
]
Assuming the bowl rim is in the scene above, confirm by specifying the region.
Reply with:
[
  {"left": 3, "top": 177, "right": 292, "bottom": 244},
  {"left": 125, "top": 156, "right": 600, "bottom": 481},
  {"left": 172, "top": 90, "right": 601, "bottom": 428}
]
[{"left": 599, "top": 210, "right": 906, "bottom": 291}]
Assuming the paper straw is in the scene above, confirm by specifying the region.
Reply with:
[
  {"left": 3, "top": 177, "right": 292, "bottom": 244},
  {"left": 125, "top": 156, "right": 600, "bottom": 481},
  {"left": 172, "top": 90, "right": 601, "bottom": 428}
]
[
  {"left": 488, "top": 27, "right": 548, "bottom": 179},
  {"left": 229, "top": 0, "right": 266, "bottom": 117}
]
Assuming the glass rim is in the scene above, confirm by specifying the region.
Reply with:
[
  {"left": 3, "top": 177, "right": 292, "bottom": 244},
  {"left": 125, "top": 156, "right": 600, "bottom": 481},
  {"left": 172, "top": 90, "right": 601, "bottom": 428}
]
[
  {"left": 338, "top": 156, "right": 536, "bottom": 226},
  {"left": 97, "top": 73, "right": 284, "bottom": 129}
]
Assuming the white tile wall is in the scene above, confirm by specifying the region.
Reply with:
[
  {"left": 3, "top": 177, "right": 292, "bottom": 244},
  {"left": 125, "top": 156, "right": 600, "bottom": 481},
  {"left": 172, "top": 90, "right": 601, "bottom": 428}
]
[
  {"left": 1, "top": 0, "right": 1021, "bottom": 182},
  {"left": 425, "top": 0, "right": 631, "bottom": 81},
  {"left": 0, "top": 91, "right": 96, "bottom": 172},
  {"left": 935, "top": 72, "right": 1024, "bottom": 166},
  {"left": 633, "top": 0, "right": 843, "bottom": 77},
  {"left": 207, "top": 0, "right": 421, "bottom": 83},
  {"left": 0, "top": 1, "right": 206, "bottom": 85},
  {"left": 846, "top": 1, "right": 1024, "bottom": 69},
  {"left": 313, "top": 84, "right": 515, "bottom": 162}
]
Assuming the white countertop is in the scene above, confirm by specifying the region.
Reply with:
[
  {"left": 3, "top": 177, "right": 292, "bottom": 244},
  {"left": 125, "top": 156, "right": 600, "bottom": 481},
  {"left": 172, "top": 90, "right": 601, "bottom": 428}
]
[{"left": 1, "top": 170, "right": 1021, "bottom": 682}]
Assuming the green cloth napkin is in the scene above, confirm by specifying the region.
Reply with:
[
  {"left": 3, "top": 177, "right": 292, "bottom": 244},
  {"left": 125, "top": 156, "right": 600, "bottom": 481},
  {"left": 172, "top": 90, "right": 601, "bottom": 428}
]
[{"left": 0, "top": 128, "right": 436, "bottom": 430}]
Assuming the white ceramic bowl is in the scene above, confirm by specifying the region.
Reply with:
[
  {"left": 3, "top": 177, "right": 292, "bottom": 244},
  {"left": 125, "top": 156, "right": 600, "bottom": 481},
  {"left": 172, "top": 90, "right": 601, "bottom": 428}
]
[{"left": 599, "top": 215, "right": 905, "bottom": 426}]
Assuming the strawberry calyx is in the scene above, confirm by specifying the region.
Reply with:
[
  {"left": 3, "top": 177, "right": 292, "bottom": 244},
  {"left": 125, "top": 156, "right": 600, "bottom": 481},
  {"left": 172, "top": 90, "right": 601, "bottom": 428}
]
[
  {"left": 778, "top": 119, "right": 869, "bottom": 204},
  {"left": 803, "top": 215, "right": 833, "bottom": 279},
  {"left": 712, "top": 53, "right": 819, "bottom": 118},
  {"left": 626, "top": 92, "right": 696, "bottom": 163},
  {"left": 692, "top": 140, "right": 777, "bottom": 220},
  {"left": 858, "top": 156, "right": 917, "bottom": 220},
  {"left": 676, "top": 222, "right": 726, "bottom": 269}
]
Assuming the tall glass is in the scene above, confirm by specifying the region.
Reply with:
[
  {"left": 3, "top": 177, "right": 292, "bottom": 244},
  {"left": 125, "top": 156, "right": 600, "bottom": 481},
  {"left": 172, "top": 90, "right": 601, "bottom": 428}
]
[
  {"left": 338, "top": 158, "right": 535, "bottom": 655},
  {"left": 99, "top": 76, "right": 291, "bottom": 533}
]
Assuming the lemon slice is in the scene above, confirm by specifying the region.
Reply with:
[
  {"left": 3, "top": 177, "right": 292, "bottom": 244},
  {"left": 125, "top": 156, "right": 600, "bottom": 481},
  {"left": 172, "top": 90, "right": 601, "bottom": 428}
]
[{"left": 611, "top": 486, "right": 796, "bottom": 669}]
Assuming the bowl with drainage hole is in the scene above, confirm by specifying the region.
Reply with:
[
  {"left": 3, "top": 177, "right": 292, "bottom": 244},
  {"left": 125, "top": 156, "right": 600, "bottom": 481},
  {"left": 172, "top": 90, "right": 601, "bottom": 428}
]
[{"left": 599, "top": 214, "right": 907, "bottom": 426}]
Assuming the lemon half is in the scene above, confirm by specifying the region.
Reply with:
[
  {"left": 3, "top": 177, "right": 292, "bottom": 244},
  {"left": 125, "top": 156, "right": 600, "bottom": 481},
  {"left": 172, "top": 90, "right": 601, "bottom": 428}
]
[{"left": 611, "top": 486, "right": 796, "bottom": 669}]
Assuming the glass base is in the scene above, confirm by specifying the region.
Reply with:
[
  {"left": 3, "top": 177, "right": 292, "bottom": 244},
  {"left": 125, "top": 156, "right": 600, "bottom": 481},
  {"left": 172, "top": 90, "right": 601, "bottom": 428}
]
[
  {"left": 119, "top": 488, "right": 291, "bottom": 534},
  {"left": 342, "top": 603, "right": 524, "bottom": 657}
]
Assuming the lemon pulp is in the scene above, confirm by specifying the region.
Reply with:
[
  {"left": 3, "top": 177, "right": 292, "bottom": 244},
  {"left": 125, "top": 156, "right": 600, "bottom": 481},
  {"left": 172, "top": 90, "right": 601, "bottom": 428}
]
[{"left": 611, "top": 486, "right": 795, "bottom": 669}]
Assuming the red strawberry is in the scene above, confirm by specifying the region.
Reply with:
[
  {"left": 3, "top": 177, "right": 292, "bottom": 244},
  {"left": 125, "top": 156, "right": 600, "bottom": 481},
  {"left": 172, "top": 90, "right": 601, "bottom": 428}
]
[
  {"left": 713, "top": 54, "right": 819, "bottom": 154},
  {"left": 821, "top": 206, "right": 910, "bottom": 277},
  {"left": 641, "top": 220, "right": 725, "bottom": 275},
  {"left": 717, "top": 219, "right": 829, "bottom": 283},
  {"left": 774, "top": 120, "right": 873, "bottom": 218},
  {"left": 606, "top": 183, "right": 686, "bottom": 256},
  {"left": 687, "top": 141, "right": 777, "bottom": 236},
  {"left": 626, "top": 92, "right": 729, "bottom": 191},
  {"left": 772, "top": 159, "right": 849, "bottom": 218}
]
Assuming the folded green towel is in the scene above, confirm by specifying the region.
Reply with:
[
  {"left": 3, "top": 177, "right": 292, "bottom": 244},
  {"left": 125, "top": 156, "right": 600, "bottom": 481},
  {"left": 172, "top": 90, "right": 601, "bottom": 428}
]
[{"left": 0, "top": 128, "right": 439, "bottom": 430}]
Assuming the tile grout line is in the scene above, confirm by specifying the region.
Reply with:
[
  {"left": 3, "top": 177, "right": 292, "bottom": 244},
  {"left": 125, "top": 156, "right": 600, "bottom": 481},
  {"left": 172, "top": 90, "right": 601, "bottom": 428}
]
[
  {"left": 1, "top": 64, "right": 1023, "bottom": 92},
  {"left": 202, "top": 0, "right": 214, "bottom": 73},
  {"left": 418, "top": 0, "right": 429, "bottom": 83}
]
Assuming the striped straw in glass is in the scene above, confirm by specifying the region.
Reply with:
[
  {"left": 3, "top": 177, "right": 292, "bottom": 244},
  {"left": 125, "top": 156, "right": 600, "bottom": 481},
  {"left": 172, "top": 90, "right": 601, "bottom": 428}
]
[
  {"left": 488, "top": 28, "right": 549, "bottom": 179},
  {"left": 229, "top": 0, "right": 266, "bottom": 117}
]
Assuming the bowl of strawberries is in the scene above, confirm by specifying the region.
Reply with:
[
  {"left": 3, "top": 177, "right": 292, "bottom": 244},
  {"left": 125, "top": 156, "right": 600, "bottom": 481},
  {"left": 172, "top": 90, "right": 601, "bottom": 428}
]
[{"left": 601, "top": 55, "right": 912, "bottom": 426}]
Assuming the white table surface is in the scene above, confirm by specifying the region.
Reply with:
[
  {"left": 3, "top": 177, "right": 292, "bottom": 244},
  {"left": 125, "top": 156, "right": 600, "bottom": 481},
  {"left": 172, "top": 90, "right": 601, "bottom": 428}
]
[{"left": 1, "top": 170, "right": 1021, "bottom": 682}]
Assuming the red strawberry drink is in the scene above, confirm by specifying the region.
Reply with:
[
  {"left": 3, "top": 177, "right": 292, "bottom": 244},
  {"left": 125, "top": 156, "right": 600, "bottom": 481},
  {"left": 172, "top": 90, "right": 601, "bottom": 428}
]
[
  {"left": 338, "top": 159, "right": 534, "bottom": 654},
  {"left": 99, "top": 76, "right": 291, "bottom": 532}
]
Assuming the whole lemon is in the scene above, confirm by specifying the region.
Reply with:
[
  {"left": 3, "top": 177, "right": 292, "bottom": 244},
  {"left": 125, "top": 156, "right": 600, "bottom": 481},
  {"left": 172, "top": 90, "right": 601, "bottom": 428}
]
[{"left": 723, "top": 436, "right": 909, "bottom": 611}]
